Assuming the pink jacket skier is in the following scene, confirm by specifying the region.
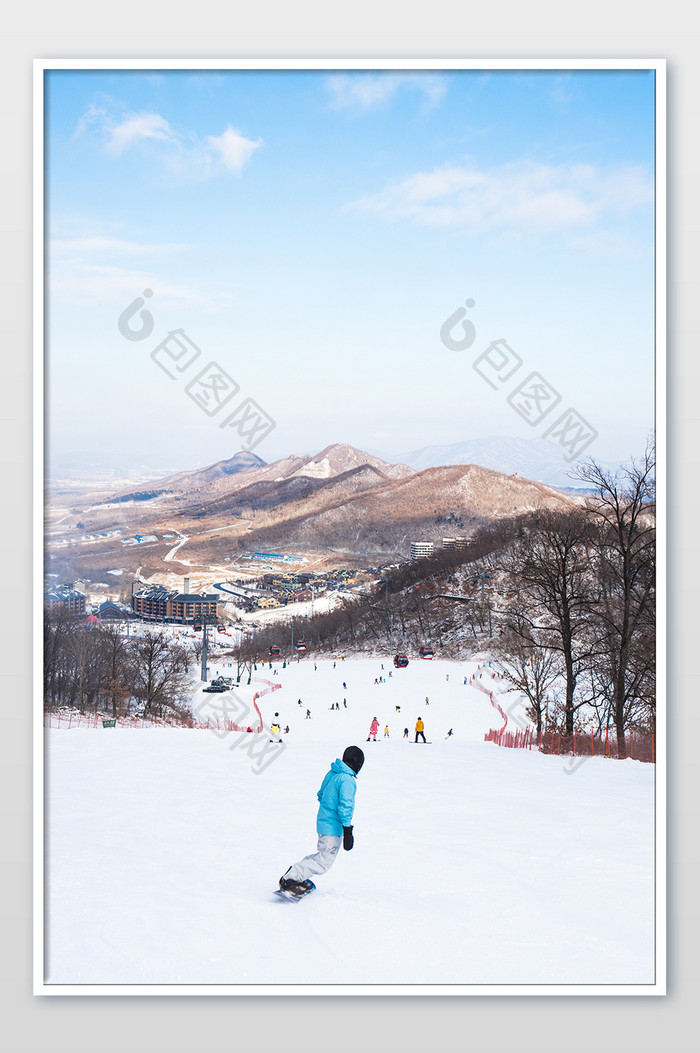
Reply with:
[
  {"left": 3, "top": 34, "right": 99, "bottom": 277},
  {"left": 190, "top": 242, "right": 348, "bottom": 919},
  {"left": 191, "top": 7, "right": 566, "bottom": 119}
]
[{"left": 367, "top": 717, "right": 379, "bottom": 741}]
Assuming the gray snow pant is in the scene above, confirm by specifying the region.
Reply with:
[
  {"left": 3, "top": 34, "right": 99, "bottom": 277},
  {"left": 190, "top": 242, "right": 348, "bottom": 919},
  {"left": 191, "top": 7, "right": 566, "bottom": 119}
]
[{"left": 285, "top": 834, "right": 342, "bottom": 883}]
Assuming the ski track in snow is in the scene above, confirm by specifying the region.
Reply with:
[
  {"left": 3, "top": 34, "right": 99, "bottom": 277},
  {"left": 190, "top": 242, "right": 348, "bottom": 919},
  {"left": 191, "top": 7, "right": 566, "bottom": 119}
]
[{"left": 45, "top": 658, "right": 655, "bottom": 986}]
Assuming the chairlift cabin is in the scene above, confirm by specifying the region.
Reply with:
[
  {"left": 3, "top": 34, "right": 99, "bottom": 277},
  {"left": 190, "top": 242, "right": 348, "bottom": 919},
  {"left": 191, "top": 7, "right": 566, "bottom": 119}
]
[
  {"left": 193, "top": 623, "right": 203, "bottom": 632},
  {"left": 393, "top": 653, "right": 409, "bottom": 668},
  {"left": 269, "top": 644, "right": 281, "bottom": 657},
  {"left": 419, "top": 645, "right": 434, "bottom": 660},
  {"left": 295, "top": 640, "right": 307, "bottom": 652},
  {"left": 217, "top": 624, "right": 226, "bottom": 633}
]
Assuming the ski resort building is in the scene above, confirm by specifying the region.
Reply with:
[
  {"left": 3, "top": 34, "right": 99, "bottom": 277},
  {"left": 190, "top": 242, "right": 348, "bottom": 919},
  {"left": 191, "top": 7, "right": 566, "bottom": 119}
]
[
  {"left": 442, "top": 536, "right": 471, "bottom": 551},
  {"left": 410, "top": 540, "right": 434, "bottom": 559},
  {"left": 96, "top": 601, "right": 133, "bottom": 620},
  {"left": 45, "top": 583, "right": 87, "bottom": 615},
  {"left": 130, "top": 583, "right": 220, "bottom": 624}
]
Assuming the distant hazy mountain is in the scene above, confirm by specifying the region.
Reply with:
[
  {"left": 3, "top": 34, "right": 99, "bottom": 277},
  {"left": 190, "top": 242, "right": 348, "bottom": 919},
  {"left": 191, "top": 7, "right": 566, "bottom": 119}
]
[
  {"left": 377, "top": 437, "right": 608, "bottom": 490},
  {"left": 50, "top": 441, "right": 581, "bottom": 575}
]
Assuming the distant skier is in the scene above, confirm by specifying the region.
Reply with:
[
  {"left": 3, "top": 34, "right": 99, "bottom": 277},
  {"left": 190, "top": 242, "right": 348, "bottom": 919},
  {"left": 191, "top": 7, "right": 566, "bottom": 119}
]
[
  {"left": 343, "top": 699, "right": 347, "bottom": 708},
  {"left": 306, "top": 709, "right": 311, "bottom": 719},
  {"left": 367, "top": 717, "right": 379, "bottom": 742},
  {"left": 342, "top": 682, "right": 347, "bottom": 690},
  {"left": 446, "top": 728, "right": 454, "bottom": 738},
  {"left": 425, "top": 696, "right": 430, "bottom": 706},
  {"left": 395, "top": 705, "right": 401, "bottom": 713},
  {"left": 415, "top": 718, "right": 426, "bottom": 743},
  {"left": 278, "top": 746, "right": 364, "bottom": 899},
  {"left": 384, "top": 725, "right": 390, "bottom": 737},
  {"left": 403, "top": 727, "right": 409, "bottom": 738}
]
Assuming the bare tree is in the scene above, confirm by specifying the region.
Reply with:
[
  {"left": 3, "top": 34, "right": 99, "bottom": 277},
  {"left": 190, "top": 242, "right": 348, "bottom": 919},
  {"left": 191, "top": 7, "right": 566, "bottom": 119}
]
[
  {"left": 496, "top": 617, "right": 561, "bottom": 739},
  {"left": 133, "top": 631, "right": 190, "bottom": 718},
  {"left": 572, "top": 442, "right": 656, "bottom": 756},
  {"left": 504, "top": 510, "right": 598, "bottom": 735},
  {"left": 96, "top": 622, "right": 130, "bottom": 718}
]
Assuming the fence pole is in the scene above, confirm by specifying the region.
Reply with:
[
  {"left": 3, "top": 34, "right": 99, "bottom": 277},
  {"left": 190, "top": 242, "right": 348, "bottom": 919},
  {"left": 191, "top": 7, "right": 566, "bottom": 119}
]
[
  {"left": 631, "top": 731, "right": 634, "bottom": 760},
  {"left": 652, "top": 732, "right": 655, "bottom": 763},
  {"left": 591, "top": 729, "right": 594, "bottom": 756}
]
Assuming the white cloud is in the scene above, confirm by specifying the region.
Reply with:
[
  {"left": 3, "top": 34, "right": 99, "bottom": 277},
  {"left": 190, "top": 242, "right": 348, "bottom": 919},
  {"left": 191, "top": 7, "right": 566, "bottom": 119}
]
[
  {"left": 74, "top": 99, "right": 262, "bottom": 178},
  {"left": 349, "top": 160, "right": 653, "bottom": 238},
  {"left": 48, "top": 260, "right": 233, "bottom": 309},
  {"left": 50, "top": 236, "right": 190, "bottom": 256},
  {"left": 550, "top": 74, "right": 580, "bottom": 109},
  {"left": 326, "top": 72, "right": 447, "bottom": 110},
  {"left": 202, "top": 126, "right": 263, "bottom": 173},
  {"left": 105, "top": 112, "right": 178, "bottom": 155}
]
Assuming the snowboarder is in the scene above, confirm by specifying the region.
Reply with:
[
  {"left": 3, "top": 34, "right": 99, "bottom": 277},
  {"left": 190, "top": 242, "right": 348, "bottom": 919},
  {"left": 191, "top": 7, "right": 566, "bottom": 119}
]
[
  {"left": 270, "top": 713, "right": 282, "bottom": 742},
  {"left": 415, "top": 718, "right": 426, "bottom": 743},
  {"left": 367, "top": 717, "right": 379, "bottom": 741},
  {"left": 384, "top": 725, "right": 390, "bottom": 738},
  {"left": 306, "top": 709, "right": 311, "bottom": 719},
  {"left": 278, "top": 746, "right": 364, "bottom": 898},
  {"left": 403, "top": 727, "right": 409, "bottom": 738},
  {"left": 284, "top": 725, "right": 290, "bottom": 734}
]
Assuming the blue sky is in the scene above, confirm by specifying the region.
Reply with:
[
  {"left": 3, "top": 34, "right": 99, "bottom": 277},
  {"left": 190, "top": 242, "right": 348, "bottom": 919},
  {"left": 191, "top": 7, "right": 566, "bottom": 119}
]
[{"left": 45, "top": 67, "right": 657, "bottom": 472}]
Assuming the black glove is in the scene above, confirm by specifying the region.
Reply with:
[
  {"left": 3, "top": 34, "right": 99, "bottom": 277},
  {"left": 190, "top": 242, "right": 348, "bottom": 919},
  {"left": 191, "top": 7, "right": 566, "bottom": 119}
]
[{"left": 343, "top": 825, "right": 354, "bottom": 851}]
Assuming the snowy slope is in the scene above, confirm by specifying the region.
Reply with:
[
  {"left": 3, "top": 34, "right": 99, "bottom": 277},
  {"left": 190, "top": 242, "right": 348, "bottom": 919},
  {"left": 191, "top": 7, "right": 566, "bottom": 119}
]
[{"left": 45, "top": 659, "right": 655, "bottom": 987}]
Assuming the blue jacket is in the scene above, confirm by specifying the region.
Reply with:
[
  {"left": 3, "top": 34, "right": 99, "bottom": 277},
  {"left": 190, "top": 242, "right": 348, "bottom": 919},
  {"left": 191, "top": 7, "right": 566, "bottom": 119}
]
[{"left": 316, "top": 758, "right": 357, "bottom": 836}]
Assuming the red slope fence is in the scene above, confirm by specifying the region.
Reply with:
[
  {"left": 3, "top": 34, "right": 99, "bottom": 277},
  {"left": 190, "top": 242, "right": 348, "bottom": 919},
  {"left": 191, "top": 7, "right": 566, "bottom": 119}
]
[
  {"left": 537, "top": 726, "right": 655, "bottom": 763},
  {"left": 471, "top": 673, "right": 654, "bottom": 763}
]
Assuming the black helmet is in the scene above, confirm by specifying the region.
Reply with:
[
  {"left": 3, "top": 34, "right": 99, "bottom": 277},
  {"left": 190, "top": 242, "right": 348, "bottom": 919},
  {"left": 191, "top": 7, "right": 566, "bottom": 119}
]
[{"left": 342, "top": 745, "right": 365, "bottom": 774}]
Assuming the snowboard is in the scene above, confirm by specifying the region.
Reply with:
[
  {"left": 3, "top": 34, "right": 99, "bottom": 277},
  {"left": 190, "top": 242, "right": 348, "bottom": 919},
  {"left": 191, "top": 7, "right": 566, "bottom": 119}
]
[{"left": 274, "top": 882, "right": 315, "bottom": 903}]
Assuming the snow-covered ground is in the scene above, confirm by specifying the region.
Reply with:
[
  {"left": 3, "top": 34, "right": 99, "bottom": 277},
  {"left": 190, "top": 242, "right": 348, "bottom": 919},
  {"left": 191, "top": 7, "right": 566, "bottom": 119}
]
[{"left": 44, "top": 658, "right": 655, "bottom": 988}]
